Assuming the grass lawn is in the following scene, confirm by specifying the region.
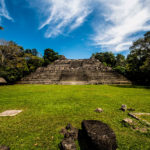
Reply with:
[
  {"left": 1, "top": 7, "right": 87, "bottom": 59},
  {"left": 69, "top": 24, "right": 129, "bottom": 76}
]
[
  {"left": 0, "top": 85, "right": 150, "bottom": 150},
  {"left": 140, "top": 115, "right": 150, "bottom": 123}
]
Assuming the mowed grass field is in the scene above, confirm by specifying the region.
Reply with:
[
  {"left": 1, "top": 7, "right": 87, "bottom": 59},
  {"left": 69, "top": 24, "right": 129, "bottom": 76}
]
[{"left": 0, "top": 85, "right": 150, "bottom": 150}]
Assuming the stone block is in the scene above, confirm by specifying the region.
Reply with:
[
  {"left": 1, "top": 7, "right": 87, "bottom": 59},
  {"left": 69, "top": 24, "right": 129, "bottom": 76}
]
[{"left": 81, "top": 120, "right": 117, "bottom": 150}]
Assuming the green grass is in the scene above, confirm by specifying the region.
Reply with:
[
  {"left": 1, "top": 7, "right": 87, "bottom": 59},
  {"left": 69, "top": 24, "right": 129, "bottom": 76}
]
[
  {"left": 0, "top": 85, "right": 150, "bottom": 150},
  {"left": 140, "top": 115, "right": 150, "bottom": 123}
]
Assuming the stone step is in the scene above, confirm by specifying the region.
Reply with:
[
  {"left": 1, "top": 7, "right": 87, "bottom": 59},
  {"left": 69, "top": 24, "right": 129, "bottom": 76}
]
[{"left": 17, "top": 59, "right": 131, "bottom": 85}]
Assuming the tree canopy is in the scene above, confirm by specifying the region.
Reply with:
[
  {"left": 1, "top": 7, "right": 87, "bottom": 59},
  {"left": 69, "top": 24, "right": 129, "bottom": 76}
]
[
  {"left": 43, "top": 48, "right": 60, "bottom": 66},
  {"left": 92, "top": 52, "right": 116, "bottom": 67},
  {"left": 0, "top": 40, "right": 59, "bottom": 83},
  {"left": 126, "top": 31, "right": 150, "bottom": 84}
]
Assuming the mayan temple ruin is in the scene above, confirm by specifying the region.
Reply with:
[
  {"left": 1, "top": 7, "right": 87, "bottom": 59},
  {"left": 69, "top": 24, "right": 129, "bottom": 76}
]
[{"left": 18, "top": 57, "right": 131, "bottom": 85}]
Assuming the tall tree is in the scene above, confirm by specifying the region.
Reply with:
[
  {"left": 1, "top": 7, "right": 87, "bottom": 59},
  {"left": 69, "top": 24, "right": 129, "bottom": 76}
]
[
  {"left": 43, "top": 48, "right": 60, "bottom": 66},
  {"left": 0, "top": 40, "right": 23, "bottom": 65},
  {"left": 0, "top": 40, "right": 43, "bottom": 83},
  {"left": 24, "top": 48, "right": 38, "bottom": 56},
  {"left": 115, "top": 54, "right": 126, "bottom": 67},
  {"left": 93, "top": 52, "right": 116, "bottom": 67},
  {"left": 25, "top": 49, "right": 32, "bottom": 54},
  {"left": 113, "top": 54, "right": 126, "bottom": 75},
  {"left": 126, "top": 31, "right": 150, "bottom": 84},
  {"left": 31, "top": 49, "right": 38, "bottom": 56}
]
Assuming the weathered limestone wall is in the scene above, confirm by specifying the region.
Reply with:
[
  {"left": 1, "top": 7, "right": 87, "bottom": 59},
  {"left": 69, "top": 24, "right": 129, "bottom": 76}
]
[{"left": 17, "top": 58, "right": 131, "bottom": 85}]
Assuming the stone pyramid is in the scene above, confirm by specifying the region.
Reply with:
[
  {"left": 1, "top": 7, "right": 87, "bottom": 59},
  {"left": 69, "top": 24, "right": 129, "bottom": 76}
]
[{"left": 18, "top": 58, "right": 131, "bottom": 85}]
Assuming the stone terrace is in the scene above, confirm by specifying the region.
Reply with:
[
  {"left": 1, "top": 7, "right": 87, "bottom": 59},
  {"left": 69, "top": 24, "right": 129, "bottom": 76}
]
[{"left": 17, "top": 58, "right": 131, "bottom": 85}]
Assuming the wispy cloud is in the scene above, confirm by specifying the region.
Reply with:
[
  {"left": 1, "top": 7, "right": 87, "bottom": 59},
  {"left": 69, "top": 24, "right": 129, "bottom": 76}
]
[
  {"left": 28, "top": 0, "right": 150, "bottom": 52},
  {"left": 29, "top": 0, "right": 92, "bottom": 38},
  {"left": 93, "top": 0, "right": 150, "bottom": 52},
  {"left": 0, "top": 0, "right": 13, "bottom": 24}
]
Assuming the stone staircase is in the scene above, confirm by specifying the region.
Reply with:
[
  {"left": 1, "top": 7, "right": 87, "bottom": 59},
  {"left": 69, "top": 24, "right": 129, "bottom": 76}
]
[{"left": 17, "top": 58, "right": 131, "bottom": 85}]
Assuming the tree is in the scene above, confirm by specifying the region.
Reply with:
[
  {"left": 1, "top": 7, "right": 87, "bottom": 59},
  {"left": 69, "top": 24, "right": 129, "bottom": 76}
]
[
  {"left": 43, "top": 48, "right": 60, "bottom": 66},
  {"left": 115, "top": 54, "right": 126, "bottom": 67},
  {"left": 31, "top": 49, "right": 38, "bottom": 56},
  {"left": 0, "top": 40, "right": 44, "bottom": 83},
  {"left": 25, "top": 48, "right": 38, "bottom": 56},
  {"left": 24, "top": 53, "right": 44, "bottom": 72},
  {"left": 93, "top": 52, "right": 116, "bottom": 67},
  {"left": 92, "top": 52, "right": 127, "bottom": 74},
  {"left": 0, "top": 40, "right": 23, "bottom": 65},
  {"left": 126, "top": 31, "right": 150, "bottom": 84},
  {"left": 25, "top": 49, "right": 32, "bottom": 54},
  {"left": 113, "top": 54, "right": 126, "bottom": 75}
]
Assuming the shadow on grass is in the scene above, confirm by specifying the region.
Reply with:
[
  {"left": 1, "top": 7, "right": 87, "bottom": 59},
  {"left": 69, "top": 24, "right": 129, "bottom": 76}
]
[{"left": 110, "top": 85, "right": 150, "bottom": 89}]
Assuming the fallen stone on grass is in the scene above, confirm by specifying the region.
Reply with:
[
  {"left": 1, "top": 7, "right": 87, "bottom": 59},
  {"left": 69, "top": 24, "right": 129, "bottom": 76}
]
[
  {"left": 128, "top": 113, "right": 140, "bottom": 120},
  {"left": 61, "top": 124, "right": 79, "bottom": 140},
  {"left": 134, "top": 113, "right": 150, "bottom": 116},
  {"left": 122, "top": 113, "right": 150, "bottom": 133},
  {"left": 60, "top": 138, "right": 76, "bottom": 150},
  {"left": 0, "top": 110, "right": 22, "bottom": 117},
  {"left": 0, "top": 145, "right": 10, "bottom": 150},
  {"left": 122, "top": 118, "right": 139, "bottom": 129},
  {"left": 120, "top": 104, "right": 127, "bottom": 112},
  {"left": 60, "top": 124, "right": 78, "bottom": 150},
  {"left": 60, "top": 128, "right": 67, "bottom": 135},
  {"left": 64, "top": 129, "right": 78, "bottom": 140},
  {"left": 129, "top": 113, "right": 150, "bottom": 126},
  {"left": 95, "top": 108, "right": 103, "bottom": 113},
  {"left": 81, "top": 120, "right": 117, "bottom": 150},
  {"left": 60, "top": 121, "right": 117, "bottom": 150},
  {"left": 122, "top": 119, "right": 148, "bottom": 133},
  {"left": 142, "top": 120, "right": 150, "bottom": 126},
  {"left": 135, "top": 127, "right": 148, "bottom": 133},
  {"left": 122, "top": 118, "right": 133, "bottom": 126}
]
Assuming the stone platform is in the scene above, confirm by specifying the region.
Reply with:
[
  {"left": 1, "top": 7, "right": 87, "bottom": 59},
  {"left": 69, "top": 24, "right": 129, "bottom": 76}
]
[{"left": 17, "top": 58, "right": 131, "bottom": 85}]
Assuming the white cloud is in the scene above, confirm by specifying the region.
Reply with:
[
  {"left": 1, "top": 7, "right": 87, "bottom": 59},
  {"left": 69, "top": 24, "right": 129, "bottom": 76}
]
[
  {"left": 0, "top": 0, "right": 13, "bottom": 24},
  {"left": 28, "top": 0, "right": 150, "bottom": 52},
  {"left": 93, "top": 0, "right": 150, "bottom": 52},
  {"left": 29, "top": 0, "right": 92, "bottom": 38}
]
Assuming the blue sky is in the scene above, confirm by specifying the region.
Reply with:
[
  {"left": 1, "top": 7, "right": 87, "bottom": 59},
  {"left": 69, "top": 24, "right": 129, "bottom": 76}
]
[{"left": 0, "top": 0, "right": 150, "bottom": 59}]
